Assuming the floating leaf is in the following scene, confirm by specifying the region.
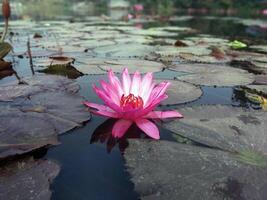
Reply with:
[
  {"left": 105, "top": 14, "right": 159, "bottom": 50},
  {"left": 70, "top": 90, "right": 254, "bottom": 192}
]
[
  {"left": 246, "top": 85, "right": 267, "bottom": 97},
  {"left": 98, "top": 59, "right": 165, "bottom": 74},
  {"left": 39, "top": 64, "right": 83, "bottom": 79},
  {"left": 155, "top": 46, "right": 212, "bottom": 57},
  {"left": 125, "top": 139, "right": 267, "bottom": 200},
  {"left": 179, "top": 53, "right": 230, "bottom": 64},
  {"left": 0, "top": 75, "right": 90, "bottom": 159},
  {"left": 35, "top": 56, "right": 74, "bottom": 67},
  {"left": 93, "top": 43, "right": 156, "bottom": 58},
  {"left": 163, "top": 105, "right": 267, "bottom": 154},
  {"left": 0, "top": 157, "right": 60, "bottom": 200},
  {"left": 0, "top": 60, "right": 11, "bottom": 71},
  {"left": 210, "top": 46, "right": 226, "bottom": 60},
  {"left": 156, "top": 79, "right": 202, "bottom": 105},
  {"left": 0, "top": 42, "right": 12, "bottom": 59},
  {"left": 174, "top": 40, "right": 188, "bottom": 47},
  {"left": 171, "top": 63, "right": 254, "bottom": 87},
  {"left": 228, "top": 40, "right": 247, "bottom": 49}
]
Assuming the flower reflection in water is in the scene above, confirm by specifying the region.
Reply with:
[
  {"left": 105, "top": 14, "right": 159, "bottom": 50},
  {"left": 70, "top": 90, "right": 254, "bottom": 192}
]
[{"left": 90, "top": 119, "right": 148, "bottom": 153}]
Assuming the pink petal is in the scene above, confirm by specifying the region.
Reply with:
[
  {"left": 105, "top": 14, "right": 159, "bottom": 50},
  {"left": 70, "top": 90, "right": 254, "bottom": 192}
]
[
  {"left": 83, "top": 102, "right": 120, "bottom": 118},
  {"left": 143, "top": 82, "right": 155, "bottom": 106},
  {"left": 135, "top": 118, "right": 160, "bottom": 140},
  {"left": 135, "top": 94, "right": 169, "bottom": 118},
  {"left": 144, "top": 111, "right": 183, "bottom": 119},
  {"left": 122, "top": 68, "right": 131, "bottom": 95},
  {"left": 99, "top": 80, "right": 120, "bottom": 105},
  {"left": 108, "top": 70, "right": 123, "bottom": 97},
  {"left": 112, "top": 119, "right": 133, "bottom": 138},
  {"left": 146, "top": 81, "right": 170, "bottom": 106},
  {"left": 140, "top": 72, "right": 153, "bottom": 98},
  {"left": 93, "top": 84, "right": 122, "bottom": 113},
  {"left": 130, "top": 71, "right": 141, "bottom": 96}
]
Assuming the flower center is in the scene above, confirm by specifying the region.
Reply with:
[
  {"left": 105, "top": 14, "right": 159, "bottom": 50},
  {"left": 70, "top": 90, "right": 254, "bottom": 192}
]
[{"left": 120, "top": 93, "right": 144, "bottom": 109}]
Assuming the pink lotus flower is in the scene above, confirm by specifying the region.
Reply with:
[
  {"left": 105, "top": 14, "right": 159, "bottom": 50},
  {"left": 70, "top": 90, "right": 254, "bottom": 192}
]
[
  {"left": 133, "top": 4, "right": 144, "bottom": 12},
  {"left": 262, "top": 9, "right": 267, "bottom": 16},
  {"left": 83, "top": 68, "right": 183, "bottom": 140}
]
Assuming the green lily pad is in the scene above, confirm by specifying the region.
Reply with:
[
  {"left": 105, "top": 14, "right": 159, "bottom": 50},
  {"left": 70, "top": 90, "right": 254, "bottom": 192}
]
[
  {"left": 163, "top": 105, "right": 267, "bottom": 155},
  {"left": 170, "top": 63, "right": 255, "bottom": 86},
  {"left": 125, "top": 139, "right": 267, "bottom": 200},
  {"left": 228, "top": 40, "right": 247, "bottom": 49},
  {"left": 156, "top": 79, "right": 202, "bottom": 105},
  {"left": 0, "top": 157, "right": 60, "bottom": 200}
]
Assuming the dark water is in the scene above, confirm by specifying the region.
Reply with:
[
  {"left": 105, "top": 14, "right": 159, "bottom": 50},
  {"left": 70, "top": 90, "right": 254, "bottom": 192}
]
[{"left": 1, "top": 12, "right": 266, "bottom": 200}]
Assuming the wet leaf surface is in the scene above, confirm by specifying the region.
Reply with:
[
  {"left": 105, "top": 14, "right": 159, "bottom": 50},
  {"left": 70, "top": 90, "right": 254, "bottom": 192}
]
[
  {"left": 246, "top": 85, "right": 267, "bottom": 96},
  {"left": 125, "top": 139, "right": 267, "bottom": 200},
  {"left": 0, "top": 157, "right": 60, "bottom": 200},
  {"left": 170, "top": 63, "right": 255, "bottom": 86},
  {"left": 0, "top": 75, "right": 90, "bottom": 159},
  {"left": 163, "top": 105, "right": 267, "bottom": 154},
  {"left": 156, "top": 79, "right": 202, "bottom": 105}
]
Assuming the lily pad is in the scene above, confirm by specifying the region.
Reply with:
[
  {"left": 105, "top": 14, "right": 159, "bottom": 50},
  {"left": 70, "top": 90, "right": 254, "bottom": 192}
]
[
  {"left": 39, "top": 65, "right": 83, "bottom": 79},
  {"left": 125, "top": 28, "right": 178, "bottom": 37},
  {"left": 0, "top": 157, "right": 60, "bottom": 200},
  {"left": 170, "top": 63, "right": 255, "bottom": 86},
  {"left": 125, "top": 139, "right": 267, "bottom": 200},
  {"left": 246, "top": 85, "right": 267, "bottom": 96},
  {"left": 186, "top": 36, "right": 229, "bottom": 45},
  {"left": 228, "top": 40, "right": 247, "bottom": 49},
  {"left": 178, "top": 53, "right": 231, "bottom": 64},
  {"left": 98, "top": 59, "right": 165, "bottom": 74},
  {"left": 35, "top": 56, "right": 74, "bottom": 67},
  {"left": 250, "top": 45, "right": 267, "bottom": 54},
  {"left": 93, "top": 43, "right": 156, "bottom": 58},
  {"left": 0, "top": 42, "right": 12, "bottom": 59},
  {"left": 155, "top": 46, "right": 212, "bottom": 57},
  {"left": 254, "top": 75, "right": 267, "bottom": 85},
  {"left": 163, "top": 105, "right": 267, "bottom": 154},
  {"left": 156, "top": 79, "right": 202, "bottom": 105},
  {"left": 0, "top": 75, "right": 90, "bottom": 159}
]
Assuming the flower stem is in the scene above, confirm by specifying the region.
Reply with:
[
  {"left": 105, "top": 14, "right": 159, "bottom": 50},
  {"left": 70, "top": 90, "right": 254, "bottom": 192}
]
[{"left": 1, "top": 18, "right": 8, "bottom": 42}]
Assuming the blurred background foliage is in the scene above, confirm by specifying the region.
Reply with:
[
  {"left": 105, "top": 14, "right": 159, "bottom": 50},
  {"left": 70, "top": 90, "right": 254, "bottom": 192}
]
[{"left": 7, "top": 0, "right": 267, "bottom": 19}]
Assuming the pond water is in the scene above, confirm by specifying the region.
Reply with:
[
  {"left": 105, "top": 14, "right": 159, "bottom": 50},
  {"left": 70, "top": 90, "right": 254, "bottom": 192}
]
[{"left": 1, "top": 2, "right": 267, "bottom": 200}]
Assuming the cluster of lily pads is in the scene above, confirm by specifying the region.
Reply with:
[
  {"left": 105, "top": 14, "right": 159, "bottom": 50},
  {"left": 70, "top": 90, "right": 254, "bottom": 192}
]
[{"left": 1, "top": 15, "right": 267, "bottom": 200}]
